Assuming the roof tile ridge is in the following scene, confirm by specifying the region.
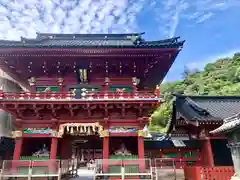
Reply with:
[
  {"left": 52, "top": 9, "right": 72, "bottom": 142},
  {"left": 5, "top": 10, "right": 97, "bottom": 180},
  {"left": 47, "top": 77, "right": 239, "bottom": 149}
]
[{"left": 185, "top": 97, "right": 210, "bottom": 115}]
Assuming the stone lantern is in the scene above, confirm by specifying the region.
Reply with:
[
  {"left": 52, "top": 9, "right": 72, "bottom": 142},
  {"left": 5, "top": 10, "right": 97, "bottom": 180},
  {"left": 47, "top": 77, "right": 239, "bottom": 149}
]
[{"left": 210, "top": 113, "right": 240, "bottom": 180}]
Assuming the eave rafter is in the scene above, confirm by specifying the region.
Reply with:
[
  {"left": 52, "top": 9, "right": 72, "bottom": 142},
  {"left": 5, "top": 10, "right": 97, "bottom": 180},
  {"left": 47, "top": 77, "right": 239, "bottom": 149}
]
[
  {"left": 0, "top": 100, "right": 159, "bottom": 121},
  {"left": 65, "top": 104, "right": 80, "bottom": 117}
]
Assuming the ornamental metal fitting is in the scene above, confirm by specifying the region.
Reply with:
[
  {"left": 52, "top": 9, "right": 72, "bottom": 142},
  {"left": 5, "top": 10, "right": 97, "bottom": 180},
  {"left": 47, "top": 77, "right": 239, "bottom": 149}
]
[
  {"left": 132, "top": 77, "right": 137, "bottom": 85},
  {"left": 28, "top": 77, "right": 36, "bottom": 86},
  {"left": 104, "top": 77, "right": 110, "bottom": 84},
  {"left": 57, "top": 77, "right": 64, "bottom": 86}
]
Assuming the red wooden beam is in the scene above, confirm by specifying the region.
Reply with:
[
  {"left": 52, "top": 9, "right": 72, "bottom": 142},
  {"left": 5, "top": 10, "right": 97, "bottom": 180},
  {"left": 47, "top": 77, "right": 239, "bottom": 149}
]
[{"left": 22, "top": 134, "right": 53, "bottom": 138}]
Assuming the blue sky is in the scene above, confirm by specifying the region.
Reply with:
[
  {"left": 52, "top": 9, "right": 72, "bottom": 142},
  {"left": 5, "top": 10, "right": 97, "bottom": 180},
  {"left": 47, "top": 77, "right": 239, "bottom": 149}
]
[{"left": 0, "top": 0, "right": 240, "bottom": 82}]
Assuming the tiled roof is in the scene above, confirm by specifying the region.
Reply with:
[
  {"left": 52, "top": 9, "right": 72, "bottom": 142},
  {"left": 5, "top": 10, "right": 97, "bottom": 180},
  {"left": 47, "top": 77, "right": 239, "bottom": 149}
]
[
  {"left": 210, "top": 113, "right": 240, "bottom": 135},
  {"left": 175, "top": 94, "right": 240, "bottom": 121},
  {"left": 0, "top": 32, "right": 185, "bottom": 48},
  {"left": 167, "top": 94, "right": 240, "bottom": 133}
]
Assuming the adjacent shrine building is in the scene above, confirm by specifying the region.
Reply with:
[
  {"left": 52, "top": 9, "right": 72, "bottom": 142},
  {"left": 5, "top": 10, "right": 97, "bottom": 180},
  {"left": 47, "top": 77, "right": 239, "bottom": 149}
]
[{"left": 168, "top": 94, "right": 240, "bottom": 168}]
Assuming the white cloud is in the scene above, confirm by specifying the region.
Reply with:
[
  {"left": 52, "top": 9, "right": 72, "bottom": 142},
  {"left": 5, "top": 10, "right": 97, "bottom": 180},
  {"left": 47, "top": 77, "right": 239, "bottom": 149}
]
[
  {"left": 186, "top": 49, "right": 240, "bottom": 70},
  {"left": 154, "top": 0, "right": 240, "bottom": 38},
  {"left": 195, "top": 12, "right": 213, "bottom": 23},
  {"left": 0, "top": 0, "right": 239, "bottom": 41},
  {"left": 0, "top": 0, "right": 146, "bottom": 40}
]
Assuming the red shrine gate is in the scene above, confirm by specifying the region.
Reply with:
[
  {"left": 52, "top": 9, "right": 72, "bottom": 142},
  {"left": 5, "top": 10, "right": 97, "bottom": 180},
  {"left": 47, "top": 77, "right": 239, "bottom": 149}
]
[{"left": 0, "top": 32, "right": 184, "bottom": 178}]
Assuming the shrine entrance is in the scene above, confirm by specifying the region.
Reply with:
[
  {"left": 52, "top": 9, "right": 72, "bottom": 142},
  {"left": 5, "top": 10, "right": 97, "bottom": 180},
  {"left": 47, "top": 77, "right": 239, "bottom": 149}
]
[
  {"left": 58, "top": 123, "right": 103, "bottom": 166},
  {"left": 71, "top": 135, "right": 103, "bottom": 167}
]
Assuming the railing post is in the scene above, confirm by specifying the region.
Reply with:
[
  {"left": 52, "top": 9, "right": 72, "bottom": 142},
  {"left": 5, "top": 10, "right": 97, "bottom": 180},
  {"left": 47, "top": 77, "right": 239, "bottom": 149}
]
[
  {"left": 121, "top": 166, "right": 125, "bottom": 180},
  {"left": 28, "top": 166, "right": 32, "bottom": 180},
  {"left": 0, "top": 161, "right": 4, "bottom": 180},
  {"left": 155, "top": 167, "right": 158, "bottom": 180},
  {"left": 57, "top": 166, "right": 61, "bottom": 180}
]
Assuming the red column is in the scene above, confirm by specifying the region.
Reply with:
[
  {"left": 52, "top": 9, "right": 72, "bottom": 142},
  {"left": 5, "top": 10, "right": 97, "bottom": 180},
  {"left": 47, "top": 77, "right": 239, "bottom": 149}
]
[
  {"left": 138, "top": 136, "right": 145, "bottom": 172},
  {"left": 201, "top": 139, "right": 214, "bottom": 167},
  {"left": 50, "top": 137, "right": 58, "bottom": 159},
  {"left": 103, "top": 136, "right": 109, "bottom": 159},
  {"left": 13, "top": 137, "right": 23, "bottom": 160},
  {"left": 103, "top": 136, "right": 109, "bottom": 173},
  {"left": 138, "top": 136, "right": 144, "bottom": 159}
]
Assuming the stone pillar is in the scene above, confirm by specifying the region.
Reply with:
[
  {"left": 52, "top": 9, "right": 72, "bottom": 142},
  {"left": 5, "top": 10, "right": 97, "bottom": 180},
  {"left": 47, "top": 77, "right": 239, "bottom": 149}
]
[
  {"left": 50, "top": 137, "right": 58, "bottom": 159},
  {"left": 229, "top": 132, "right": 240, "bottom": 180},
  {"left": 229, "top": 145, "right": 240, "bottom": 179}
]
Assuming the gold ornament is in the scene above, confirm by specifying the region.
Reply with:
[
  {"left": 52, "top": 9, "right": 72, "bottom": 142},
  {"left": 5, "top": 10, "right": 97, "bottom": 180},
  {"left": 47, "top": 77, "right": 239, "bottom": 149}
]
[
  {"left": 99, "top": 130, "right": 109, "bottom": 137},
  {"left": 12, "top": 131, "right": 22, "bottom": 138}
]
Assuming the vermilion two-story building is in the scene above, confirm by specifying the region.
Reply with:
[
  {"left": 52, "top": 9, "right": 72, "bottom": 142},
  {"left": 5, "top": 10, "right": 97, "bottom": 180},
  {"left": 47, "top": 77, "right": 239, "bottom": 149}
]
[{"left": 0, "top": 32, "right": 184, "bottom": 163}]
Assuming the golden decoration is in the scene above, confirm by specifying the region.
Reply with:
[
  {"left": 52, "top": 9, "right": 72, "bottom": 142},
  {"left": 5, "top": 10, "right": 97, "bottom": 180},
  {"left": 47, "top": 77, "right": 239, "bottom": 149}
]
[
  {"left": 99, "top": 130, "right": 109, "bottom": 137},
  {"left": 83, "top": 69, "right": 87, "bottom": 82},
  {"left": 12, "top": 131, "right": 22, "bottom": 138},
  {"left": 138, "top": 130, "right": 148, "bottom": 137},
  {"left": 57, "top": 122, "right": 103, "bottom": 137}
]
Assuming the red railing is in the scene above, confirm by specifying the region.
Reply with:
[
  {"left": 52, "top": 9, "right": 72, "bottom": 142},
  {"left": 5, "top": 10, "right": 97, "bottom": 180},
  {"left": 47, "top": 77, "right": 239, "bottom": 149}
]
[
  {"left": 0, "top": 91, "right": 160, "bottom": 100},
  {"left": 155, "top": 158, "right": 201, "bottom": 169},
  {"left": 184, "top": 166, "right": 235, "bottom": 180}
]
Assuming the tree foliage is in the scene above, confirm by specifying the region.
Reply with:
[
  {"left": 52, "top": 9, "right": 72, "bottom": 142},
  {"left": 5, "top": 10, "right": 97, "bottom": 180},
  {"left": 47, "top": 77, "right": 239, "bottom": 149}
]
[{"left": 149, "top": 54, "right": 240, "bottom": 132}]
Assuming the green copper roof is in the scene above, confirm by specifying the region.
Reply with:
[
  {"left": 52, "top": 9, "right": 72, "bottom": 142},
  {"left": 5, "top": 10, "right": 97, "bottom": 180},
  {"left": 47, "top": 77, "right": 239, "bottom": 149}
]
[{"left": 0, "top": 32, "right": 185, "bottom": 48}]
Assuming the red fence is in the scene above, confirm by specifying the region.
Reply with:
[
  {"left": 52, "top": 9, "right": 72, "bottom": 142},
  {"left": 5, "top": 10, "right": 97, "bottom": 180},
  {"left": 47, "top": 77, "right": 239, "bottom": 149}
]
[{"left": 184, "top": 166, "right": 235, "bottom": 180}]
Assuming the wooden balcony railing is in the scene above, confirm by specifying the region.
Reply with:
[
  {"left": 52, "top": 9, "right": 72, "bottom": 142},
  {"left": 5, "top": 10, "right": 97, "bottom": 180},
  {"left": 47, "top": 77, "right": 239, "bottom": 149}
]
[{"left": 0, "top": 90, "right": 161, "bottom": 101}]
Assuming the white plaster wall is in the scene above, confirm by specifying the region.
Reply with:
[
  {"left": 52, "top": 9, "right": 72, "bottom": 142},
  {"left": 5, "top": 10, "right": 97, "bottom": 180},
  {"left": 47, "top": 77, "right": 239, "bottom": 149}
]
[{"left": 0, "top": 78, "right": 22, "bottom": 137}]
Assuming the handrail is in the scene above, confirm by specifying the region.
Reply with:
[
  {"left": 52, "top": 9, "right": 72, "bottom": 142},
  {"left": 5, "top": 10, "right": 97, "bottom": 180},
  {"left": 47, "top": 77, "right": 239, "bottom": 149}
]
[
  {"left": 0, "top": 90, "right": 160, "bottom": 100},
  {"left": 0, "top": 159, "right": 75, "bottom": 179}
]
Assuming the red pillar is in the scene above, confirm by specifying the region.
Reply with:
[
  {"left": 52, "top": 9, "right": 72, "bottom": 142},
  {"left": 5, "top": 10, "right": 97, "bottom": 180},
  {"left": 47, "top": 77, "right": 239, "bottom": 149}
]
[
  {"left": 103, "top": 136, "right": 109, "bottom": 159},
  {"left": 138, "top": 136, "right": 144, "bottom": 159},
  {"left": 103, "top": 136, "right": 109, "bottom": 173},
  {"left": 13, "top": 137, "right": 23, "bottom": 160},
  {"left": 50, "top": 137, "right": 58, "bottom": 159},
  {"left": 138, "top": 135, "right": 145, "bottom": 172},
  {"left": 201, "top": 139, "right": 214, "bottom": 167}
]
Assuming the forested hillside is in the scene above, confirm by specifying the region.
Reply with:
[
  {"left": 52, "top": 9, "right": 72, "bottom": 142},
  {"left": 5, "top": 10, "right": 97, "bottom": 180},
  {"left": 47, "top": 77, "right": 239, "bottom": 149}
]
[{"left": 149, "top": 53, "right": 240, "bottom": 132}]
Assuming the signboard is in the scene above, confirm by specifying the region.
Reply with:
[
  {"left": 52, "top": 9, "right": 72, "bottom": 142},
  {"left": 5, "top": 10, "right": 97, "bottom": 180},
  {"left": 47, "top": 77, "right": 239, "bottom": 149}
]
[
  {"left": 108, "top": 127, "right": 138, "bottom": 133},
  {"left": 23, "top": 128, "right": 55, "bottom": 135}
]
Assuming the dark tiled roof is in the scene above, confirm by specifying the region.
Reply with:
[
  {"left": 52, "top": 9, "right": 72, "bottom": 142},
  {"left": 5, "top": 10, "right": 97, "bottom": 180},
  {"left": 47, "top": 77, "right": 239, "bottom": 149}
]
[
  {"left": 0, "top": 32, "right": 185, "bottom": 48},
  {"left": 167, "top": 94, "right": 240, "bottom": 133},
  {"left": 175, "top": 94, "right": 240, "bottom": 121}
]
